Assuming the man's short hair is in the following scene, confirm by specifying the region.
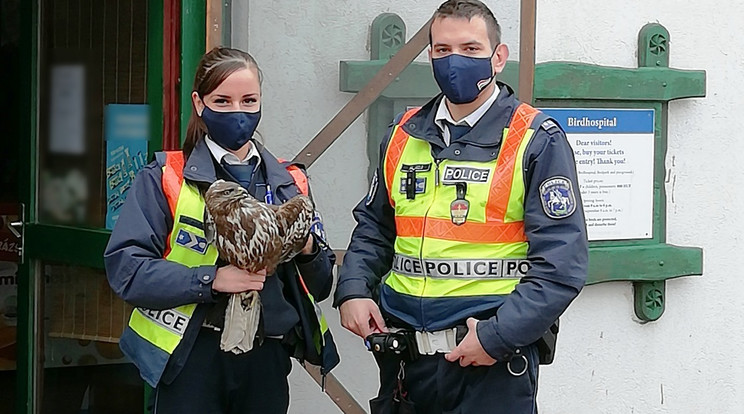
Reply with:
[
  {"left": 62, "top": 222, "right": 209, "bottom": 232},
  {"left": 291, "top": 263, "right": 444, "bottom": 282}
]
[{"left": 430, "top": 0, "right": 502, "bottom": 50}]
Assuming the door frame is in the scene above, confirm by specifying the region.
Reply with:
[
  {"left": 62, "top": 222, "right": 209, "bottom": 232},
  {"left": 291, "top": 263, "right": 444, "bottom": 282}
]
[{"left": 14, "top": 0, "right": 206, "bottom": 412}]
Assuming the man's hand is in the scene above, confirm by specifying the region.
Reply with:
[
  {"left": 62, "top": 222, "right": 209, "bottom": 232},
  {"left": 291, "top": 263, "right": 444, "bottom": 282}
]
[
  {"left": 339, "top": 298, "right": 388, "bottom": 338},
  {"left": 444, "top": 317, "right": 497, "bottom": 367}
]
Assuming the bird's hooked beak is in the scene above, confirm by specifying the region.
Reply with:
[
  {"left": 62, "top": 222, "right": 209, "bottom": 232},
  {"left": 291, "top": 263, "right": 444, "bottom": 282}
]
[{"left": 206, "top": 179, "right": 245, "bottom": 202}]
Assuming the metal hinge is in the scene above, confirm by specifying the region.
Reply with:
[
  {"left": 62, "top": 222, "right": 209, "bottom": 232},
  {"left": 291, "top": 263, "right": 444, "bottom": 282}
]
[{"left": 6, "top": 203, "right": 24, "bottom": 263}]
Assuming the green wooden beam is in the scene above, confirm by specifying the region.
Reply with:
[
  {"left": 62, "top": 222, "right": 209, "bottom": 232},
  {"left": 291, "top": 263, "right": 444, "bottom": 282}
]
[
  {"left": 18, "top": 0, "right": 39, "bottom": 411},
  {"left": 24, "top": 225, "right": 111, "bottom": 270},
  {"left": 634, "top": 281, "right": 665, "bottom": 322},
  {"left": 147, "top": 0, "right": 164, "bottom": 154},
  {"left": 631, "top": 22, "right": 676, "bottom": 321},
  {"left": 535, "top": 62, "right": 705, "bottom": 101},
  {"left": 181, "top": 0, "right": 206, "bottom": 144},
  {"left": 587, "top": 244, "right": 703, "bottom": 285},
  {"left": 340, "top": 60, "right": 705, "bottom": 102},
  {"left": 340, "top": 60, "right": 436, "bottom": 99}
]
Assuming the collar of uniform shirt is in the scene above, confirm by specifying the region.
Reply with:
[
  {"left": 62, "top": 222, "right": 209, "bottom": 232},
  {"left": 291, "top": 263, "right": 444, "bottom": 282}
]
[
  {"left": 434, "top": 84, "right": 500, "bottom": 146},
  {"left": 204, "top": 136, "right": 262, "bottom": 167}
]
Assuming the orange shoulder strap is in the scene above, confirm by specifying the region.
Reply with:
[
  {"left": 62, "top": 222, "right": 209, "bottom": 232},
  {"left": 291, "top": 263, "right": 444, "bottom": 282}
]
[
  {"left": 277, "top": 158, "right": 309, "bottom": 196},
  {"left": 161, "top": 151, "right": 185, "bottom": 215},
  {"left": 486, "top": 103, "right": 541, "bottom": 222},
  {"left": 384, "top": 107, "right": 421, "bottom": 206}
]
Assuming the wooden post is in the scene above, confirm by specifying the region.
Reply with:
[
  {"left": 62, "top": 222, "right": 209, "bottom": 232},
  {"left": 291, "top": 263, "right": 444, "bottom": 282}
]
[
  {"left": 292, "top": 18, "right": 433, "bottom": 167},
  {"left": 519, "top": 0, "right": 537, "bottom": 104},
  {"left": 163, "top": 0, "right": 181, "bottom": 150},
  {"left": 206, "top": 0, "right": 223, "bottom": 51}
]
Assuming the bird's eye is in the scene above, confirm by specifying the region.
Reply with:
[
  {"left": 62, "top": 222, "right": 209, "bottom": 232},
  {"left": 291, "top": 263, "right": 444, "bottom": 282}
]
[{"left": 222, "top": 190, "right": 231, "bottom": 196}]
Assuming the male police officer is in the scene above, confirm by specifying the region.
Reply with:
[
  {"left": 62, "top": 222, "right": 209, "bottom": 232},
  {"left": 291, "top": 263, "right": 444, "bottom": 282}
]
[{"left": 334, "top": 1, "right": 588, "bottom": 413}]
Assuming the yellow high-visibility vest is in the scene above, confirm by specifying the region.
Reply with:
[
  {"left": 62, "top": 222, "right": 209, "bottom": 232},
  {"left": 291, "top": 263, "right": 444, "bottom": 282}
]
[
  {"left": 383, "top": 104, "right": 540, "bottom": 299},
  {"left": 127, "top": 151, "right": 219, "bottom": 356}
]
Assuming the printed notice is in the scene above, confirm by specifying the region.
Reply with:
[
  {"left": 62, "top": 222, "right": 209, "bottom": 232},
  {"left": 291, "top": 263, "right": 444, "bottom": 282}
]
[{"left": 541, "top": 109, "right": 655, "bottom": 241}]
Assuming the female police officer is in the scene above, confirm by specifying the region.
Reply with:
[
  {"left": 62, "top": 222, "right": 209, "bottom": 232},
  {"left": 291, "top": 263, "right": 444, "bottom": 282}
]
[{"left": 105, "top": 47, "right": 338, "bottom": 414}]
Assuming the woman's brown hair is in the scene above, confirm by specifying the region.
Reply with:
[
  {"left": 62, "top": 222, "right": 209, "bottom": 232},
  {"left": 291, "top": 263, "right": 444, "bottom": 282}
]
[{"left": 183, "top": 47, "right": 263, "bottom": 159}]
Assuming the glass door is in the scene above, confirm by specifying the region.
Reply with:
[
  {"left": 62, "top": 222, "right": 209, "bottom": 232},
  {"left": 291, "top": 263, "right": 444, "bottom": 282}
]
[{"left": 14, "top": 1, "right": 167, "bottom": 413}]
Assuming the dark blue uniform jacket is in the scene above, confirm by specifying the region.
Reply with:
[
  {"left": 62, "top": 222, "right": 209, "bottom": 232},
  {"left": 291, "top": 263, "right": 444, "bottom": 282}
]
[{"left": 334, "top": 83, "right": 589, "bottom": 361}]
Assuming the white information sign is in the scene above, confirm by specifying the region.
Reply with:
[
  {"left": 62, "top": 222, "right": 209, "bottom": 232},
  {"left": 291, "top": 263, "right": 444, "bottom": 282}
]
[
  {"left": 541, "top": 109, "right": 656, "bottom": 241},
  {"left": 49, "top": 64, "right": 86, "bottom": 155}
]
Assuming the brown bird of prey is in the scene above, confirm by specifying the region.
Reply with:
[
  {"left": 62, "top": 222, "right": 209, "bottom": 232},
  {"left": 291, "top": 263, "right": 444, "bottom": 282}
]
[{"left": 204, "top": 179, "right": 314, "bottom": 353}]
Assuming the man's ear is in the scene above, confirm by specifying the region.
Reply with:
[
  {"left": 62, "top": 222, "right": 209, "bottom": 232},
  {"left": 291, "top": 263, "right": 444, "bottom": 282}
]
[
  {"left": 491, "top": 43, "right": 509, "bottom": 75},
  {"left": 192, "top": 91, "right": 205, "bottom": 116}
]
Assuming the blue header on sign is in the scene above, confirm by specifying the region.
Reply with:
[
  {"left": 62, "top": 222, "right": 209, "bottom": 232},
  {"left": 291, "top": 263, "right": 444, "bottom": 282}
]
[
  {"left": 105, "top": 104, "right": 150, "bottom": 141},
  {"left": 541, "top": 108, "right": 654, "bottom": 134}
]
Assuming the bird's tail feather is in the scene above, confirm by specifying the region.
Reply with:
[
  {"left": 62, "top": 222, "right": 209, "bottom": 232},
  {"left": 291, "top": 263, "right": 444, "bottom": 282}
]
[{"left": 220, "top": 291, "right": 262, "bottom": 354}]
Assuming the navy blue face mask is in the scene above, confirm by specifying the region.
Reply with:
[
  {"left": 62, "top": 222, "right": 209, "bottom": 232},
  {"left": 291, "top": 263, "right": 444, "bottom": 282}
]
[
  {"left": 432, "top": 53, "right": 495, "bottom": 104},
  {"left": 200, "top": 106, "right": 261, "bottom": 151}
]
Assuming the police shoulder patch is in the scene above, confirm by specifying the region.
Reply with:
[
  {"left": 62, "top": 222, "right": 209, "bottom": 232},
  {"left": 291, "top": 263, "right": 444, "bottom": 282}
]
[
  {"left": 539, "top": 176, "right": 576, "bottom": 219},
  {"left": 366, "top": 171, "right": 379, "bottom": 206}
]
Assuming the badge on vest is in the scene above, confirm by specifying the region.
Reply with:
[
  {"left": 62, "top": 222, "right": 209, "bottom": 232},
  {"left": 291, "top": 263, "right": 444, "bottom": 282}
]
[
  {"left": 399, "top": 177, "right": 427, "bottom": 195},
  {"left": 400, "top": 163, "right": 432, "bottom": 173},
  {"left": 442, "top": 165, "right": 490, "bottom": 185},
  {"left": 176, "top": 229, "right": 208, "bottom": 254},
  {"left": 539, "top": 176, "right": 577, "bottom": 219},
  {"left": 450, "top": 182, "right": 469, "bottom": 225},
  {"left": 400, "top": 164, "right": 431, "bottom": 200}
]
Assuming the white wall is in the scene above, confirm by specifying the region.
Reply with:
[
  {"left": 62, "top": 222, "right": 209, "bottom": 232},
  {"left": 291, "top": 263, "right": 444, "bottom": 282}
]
[{"left": 232, "top": 1, "right": 744, "bottom": 413}]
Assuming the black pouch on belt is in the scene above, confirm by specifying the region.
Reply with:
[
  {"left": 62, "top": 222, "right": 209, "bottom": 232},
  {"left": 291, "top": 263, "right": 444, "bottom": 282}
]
[
  {"left": 365, "top": 332, "right": 419, "bottom": 362},
  {"left": 536, "top": 319, "right": 560, "bottom": 365}
]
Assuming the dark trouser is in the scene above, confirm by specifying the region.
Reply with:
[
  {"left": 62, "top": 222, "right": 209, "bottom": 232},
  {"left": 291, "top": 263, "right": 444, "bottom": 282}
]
[
  {"left": 370, "top": 344, "right": 539, "bottom": 414},
  {"left": 154, "top": 328, "right": 292, "bottom": 414}
]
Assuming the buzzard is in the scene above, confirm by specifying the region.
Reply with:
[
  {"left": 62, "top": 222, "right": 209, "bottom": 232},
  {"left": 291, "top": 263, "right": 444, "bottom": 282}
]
[{"left": 204, "top": 179, "right": 314, "bottom": 353}]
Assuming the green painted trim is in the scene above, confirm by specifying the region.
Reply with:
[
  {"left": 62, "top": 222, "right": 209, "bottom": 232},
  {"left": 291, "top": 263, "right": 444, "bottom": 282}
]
[
  {"left": 587, "top": 244, "right": 703, "bottom": 285},
  {"left": 148, "top": 0, "right": 164, "bottom": 153},
  {"left": 366, "top": 98, "right": 393, "bottom": 182},
  {"left": 16, "top": 260, "right": 33, "bottom": 414},
  {"left": 638, "top": 23, "right": 670, "bottom": 68},
  {"left": 181, "top": 0, "right": 206, "bottom": 145},
  {"left": 24, "top": 225, "right": 111, "bottom": 270},
  {"left": 534, "top": 62, "right": 704, "bottom": 101},
  {"left": 370, "top": 13, "right": 406, "bottom": 60},
  {"left": 634, "top": 281, "right": 665, "bottom": 321},
  {"left": 339, "top": 60, "right": 436, "bottom": 99},
  {"left": 17, "top": 0, "right": 38, "bottom": 411},
  {"left": 340, "top": 60, "right": 706, "bottom": 102},
  {"left": 222, "top": 0, "right": 232, "bottom": 46}
]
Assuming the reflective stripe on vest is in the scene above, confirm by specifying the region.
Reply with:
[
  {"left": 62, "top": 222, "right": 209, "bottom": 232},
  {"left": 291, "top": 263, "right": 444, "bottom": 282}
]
[
  {"left": 382, "top": 104, "right": 540, "bottom": 298},
  {"left": 391, "top": 253, "right": 531, "bottom": 279},
  {"left": 128, "top": 151, "right": 219, "bottom": 355}
]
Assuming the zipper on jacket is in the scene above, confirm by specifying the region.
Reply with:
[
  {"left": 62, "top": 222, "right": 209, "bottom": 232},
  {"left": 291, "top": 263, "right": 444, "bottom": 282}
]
[
  {"left": 419, "top": 158, "right": 441, "bottom": 330},
  {"left": 434, "top": 159, "right": 442, "bottom": 187}
]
